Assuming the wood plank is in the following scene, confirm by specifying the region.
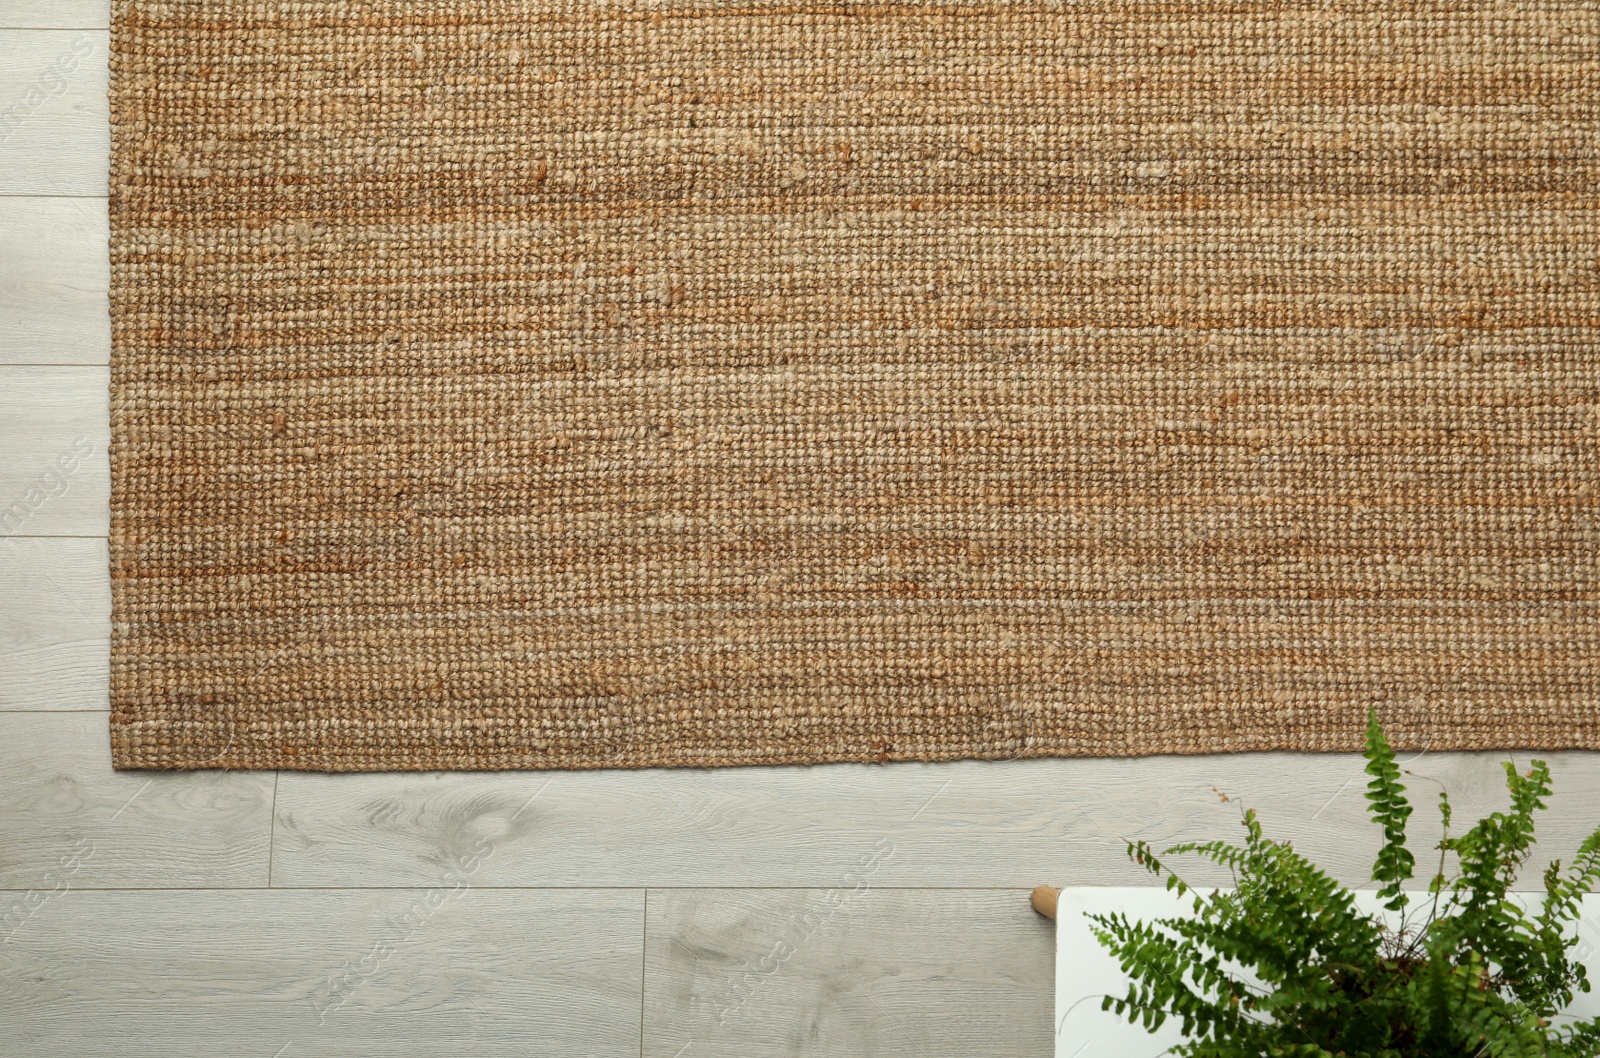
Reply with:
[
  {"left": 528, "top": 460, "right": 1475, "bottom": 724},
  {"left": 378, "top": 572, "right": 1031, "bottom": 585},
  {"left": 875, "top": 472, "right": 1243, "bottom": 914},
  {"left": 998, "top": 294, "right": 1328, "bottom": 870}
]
[
  {"left": 0, "top": 537, "right": 107, "bottom": 709},
  {"left": 0, "top": 31, "right": 107, "bottom": 195},
  {"left": 643, "top": 887, "right": 1052, "bottom": 1058},
  {"left": 0, "top": 712, "right": 273, "bottom": 888},
  {"left": 0, "top": 888, "right": 644, "bottom": 1058},
  {"left": 0, "top": 197, "right": 109, "bottom": 364},
  {"left": 0, "top": 365, "right": 108, "bottom": 537},
  {"left": 272, "top": 750, "right": 1600, "bottom": 889},
  {"left": 0, "top": 2, "right": 109, "bottom": 29}
]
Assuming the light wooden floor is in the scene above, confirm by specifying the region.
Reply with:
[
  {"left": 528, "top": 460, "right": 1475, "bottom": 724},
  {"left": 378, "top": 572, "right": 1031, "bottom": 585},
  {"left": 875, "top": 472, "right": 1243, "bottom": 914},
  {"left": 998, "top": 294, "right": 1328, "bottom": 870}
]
[{"left": 3, "top": 10, "right": 1598, "bottom": 1056}]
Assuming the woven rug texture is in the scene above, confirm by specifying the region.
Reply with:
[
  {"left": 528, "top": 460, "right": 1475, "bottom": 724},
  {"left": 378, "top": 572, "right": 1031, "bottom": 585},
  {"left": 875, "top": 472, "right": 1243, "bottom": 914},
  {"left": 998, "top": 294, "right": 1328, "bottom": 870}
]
[{"left": 109, "top": 1, "right": 1600, "bottom": 770}]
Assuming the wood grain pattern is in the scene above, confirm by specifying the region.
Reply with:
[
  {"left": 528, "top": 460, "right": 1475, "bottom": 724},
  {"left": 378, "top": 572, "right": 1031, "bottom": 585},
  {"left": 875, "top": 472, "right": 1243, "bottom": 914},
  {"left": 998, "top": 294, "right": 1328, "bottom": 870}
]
[
  {"left": 644, "top": 887, "right": 1053, "bottom": 1058},
  {"left": 0, "top": 197, "right": 109, "bottom": 364},
  {"left": 0, "top": 30, "right": 106, "bottom": 195},
  {"left": 0, "top": 888, "right": 645, "bottom": 1058},
  {"left": 0, "top": 537, "right": 108, "bottom": 709},
  {"left": 0, "top": 711, "right": 272, "bottom": 888},
  {"left": 0, "top": 2, "right": 109, "bottom": 30},
  {"left": 0, "top": 365, "right": 108, "bottom": 536},
  {"left": 273, "top": 750, "right": 1600, "bottom": 889}
]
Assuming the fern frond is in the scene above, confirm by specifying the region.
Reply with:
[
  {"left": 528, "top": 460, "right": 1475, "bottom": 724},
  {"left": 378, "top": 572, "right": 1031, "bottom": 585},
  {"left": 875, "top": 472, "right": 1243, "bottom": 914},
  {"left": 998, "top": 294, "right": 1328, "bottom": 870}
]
[
  {"left": 1363, "top": 706, "right": 1416, "bottom": 911},
  {"left": 1542, "top": 828, "right": 1600, "bottom": 933},
  {"left": 1089, "top": 714, "right": 1600, "bottom": 1057}
]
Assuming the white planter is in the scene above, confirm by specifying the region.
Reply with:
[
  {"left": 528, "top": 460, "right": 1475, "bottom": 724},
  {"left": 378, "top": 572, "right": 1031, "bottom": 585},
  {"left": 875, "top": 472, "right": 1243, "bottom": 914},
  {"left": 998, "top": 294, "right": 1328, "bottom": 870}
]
[{"left": 1055, "top": 887, "right": 1600, "bottom": 1057}]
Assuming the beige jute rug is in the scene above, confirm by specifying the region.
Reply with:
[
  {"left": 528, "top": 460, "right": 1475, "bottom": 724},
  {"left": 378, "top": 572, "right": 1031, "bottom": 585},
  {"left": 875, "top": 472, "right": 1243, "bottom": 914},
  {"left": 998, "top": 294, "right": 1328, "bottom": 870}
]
[{"left": 109, "top": 2, "right": 1600, "bottom": 771}]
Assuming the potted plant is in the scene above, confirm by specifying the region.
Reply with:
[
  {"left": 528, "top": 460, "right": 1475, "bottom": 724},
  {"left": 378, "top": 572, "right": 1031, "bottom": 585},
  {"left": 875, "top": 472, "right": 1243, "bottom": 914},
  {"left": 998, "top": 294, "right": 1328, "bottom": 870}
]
[{"left": 1088, "top": 709, "right": 1600, "bottom": 1056}]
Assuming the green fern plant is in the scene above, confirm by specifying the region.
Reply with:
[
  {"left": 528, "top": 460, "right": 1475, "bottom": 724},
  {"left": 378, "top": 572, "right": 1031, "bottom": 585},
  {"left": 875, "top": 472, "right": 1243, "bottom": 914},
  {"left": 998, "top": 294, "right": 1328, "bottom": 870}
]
[{"left": 1088, "top": 709, "right": 1600, "bottom": 1056}]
